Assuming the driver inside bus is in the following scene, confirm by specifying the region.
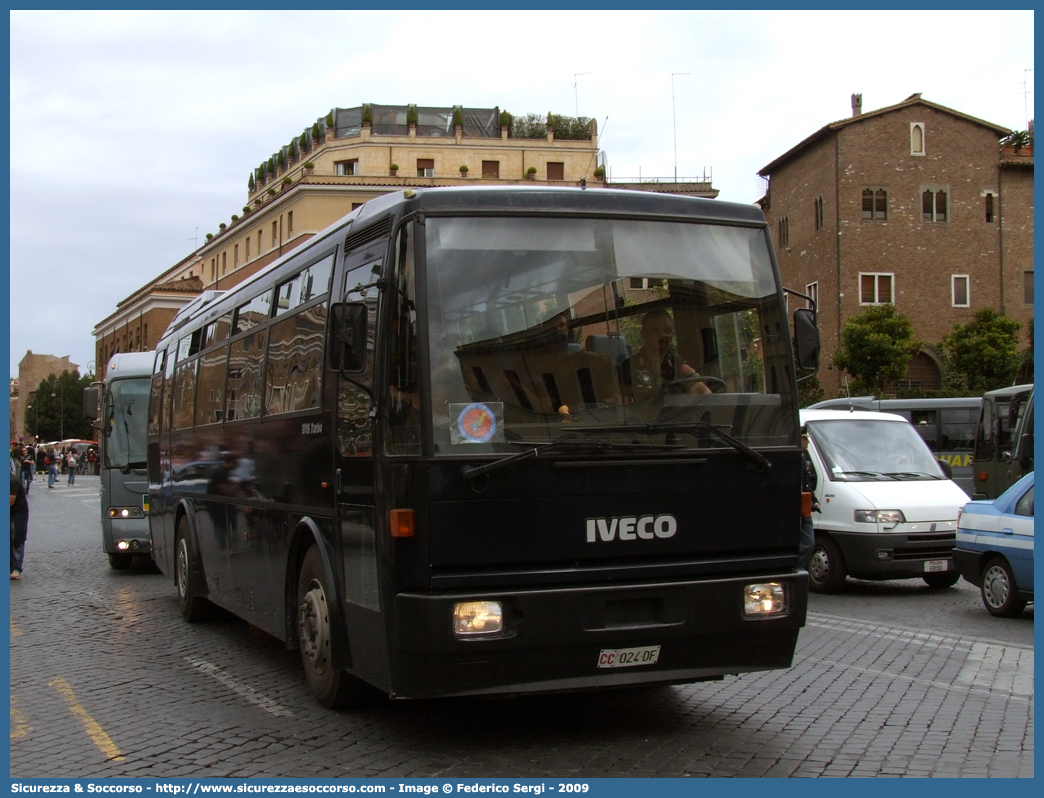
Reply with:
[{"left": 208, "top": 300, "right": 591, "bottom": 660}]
[{"left": 620, "top": 309, "right": 712, "bottom": 401}]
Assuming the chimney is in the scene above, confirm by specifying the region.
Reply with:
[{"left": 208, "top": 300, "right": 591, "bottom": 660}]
[{"left": 851, "top": 93, "right": 863, "bottom": 116}]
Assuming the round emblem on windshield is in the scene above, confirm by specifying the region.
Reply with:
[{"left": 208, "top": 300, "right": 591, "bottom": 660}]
[{"left": 457, "top": 403, "right": 497, "bottom": 443}]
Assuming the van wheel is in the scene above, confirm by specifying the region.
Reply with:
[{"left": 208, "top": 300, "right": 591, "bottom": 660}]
[
  {"left": 923, "top": 571, "right": 960, "bottom": 589},
  {"left": 808, "top": 535, "right": 847, "bottom": 593},
  {"left": 108, "top": 553, "right": 132, "bottom": 570},
  {"left": 297, "top": 546, "right": 381, "bottom": 709},
  {"left": 980, "top": 557, "right": 1026, "bottom": 617},
  {"left": 175, "top": 517, "right": 210, "bottom": 622}
]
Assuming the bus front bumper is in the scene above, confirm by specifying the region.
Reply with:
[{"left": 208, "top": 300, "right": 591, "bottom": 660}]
[
  {"left": 104, "top": 518, "right": 152, "bottom": 555},
  {"left": 387, "top": 572, "right": 807, "bottom": 699}
]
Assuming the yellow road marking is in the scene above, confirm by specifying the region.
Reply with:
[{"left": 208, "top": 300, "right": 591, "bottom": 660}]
[
  {"left": 11, "top": 618, "right": 22, "bottom": 636},
  {"left": 48, "top": 677, "right": 125, "bottom": 761},
  {"left": 10, "top": 695, "right": 31, "bottom": 739}
]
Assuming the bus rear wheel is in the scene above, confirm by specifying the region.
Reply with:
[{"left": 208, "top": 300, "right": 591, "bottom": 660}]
[
  {"left": 297, "top": 546, "right": 379, "bottom": 709},
  {"left": 175, "top": 518, "right": 210, "bottom": 622}
]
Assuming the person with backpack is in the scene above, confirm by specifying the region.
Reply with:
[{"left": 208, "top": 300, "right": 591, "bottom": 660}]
[{"left": 67, "top": 451, "right": 78, "bottom": 485}]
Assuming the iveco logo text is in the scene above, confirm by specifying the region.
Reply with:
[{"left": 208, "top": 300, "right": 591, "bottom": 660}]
[{"left": 586, "top": 515, "right": 677, "bottom": 542}]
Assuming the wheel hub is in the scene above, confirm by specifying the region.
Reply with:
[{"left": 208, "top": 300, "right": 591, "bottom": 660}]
[
  {"left": 176, "top": 539, "right": 189, "bottom": 599},
  {"left": 809, "top": 549, "right": 828, "bottom": 582},
  {"left": 299, "top": 583, "right": 330, "bottom": 673},
  {"left": 983, "top": 567, "right": 1009, "bottom": 608}
]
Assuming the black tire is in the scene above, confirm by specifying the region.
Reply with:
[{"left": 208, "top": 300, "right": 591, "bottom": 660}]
[
  {"left": 808, "top": 534, "right": 847, "bottom": 593},
  {"left": 980, "top": 556, "right": 1027, "bottom": 617},
  {"left": 175, "top": 517, "right": 210, "bottom": 622},
  {"left": 297, "top": 546, "right": 381, "bottom": 709},
  {"left": 108, "top": 553, "right": 132, "bottom": 570},
  {"left": 923, "top": 571, "right": 960, "bottom": 589}
]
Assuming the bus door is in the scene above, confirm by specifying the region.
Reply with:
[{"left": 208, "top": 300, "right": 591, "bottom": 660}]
[{"left": 332, "top": 234, "right": 387, "bottom": 686}]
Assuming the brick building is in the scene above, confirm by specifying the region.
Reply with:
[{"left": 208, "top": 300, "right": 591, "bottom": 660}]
[
  {"left": 758, "top": 93, "right": 1034, "bottom": 396},
  {"left": 13, "top": 351, "right": 80, "bottom": 443}
]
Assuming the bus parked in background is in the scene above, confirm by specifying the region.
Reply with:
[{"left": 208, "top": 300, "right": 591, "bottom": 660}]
[
  {"left": 84, "top": 351, "right": 155, "bottom": 569},
  {"left": 148, "top": 187, "right": 819, "bottom": 707},
  {"left": 808, "top": 396, "right": 979, "bottom": 496},
  {"left": 972, "top": 384, "right": 1033, "bottom": 500}
]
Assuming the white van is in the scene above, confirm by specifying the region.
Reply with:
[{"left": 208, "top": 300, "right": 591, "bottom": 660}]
[{"left": 800, "top": 409, "right": 970, "bottom": 593}]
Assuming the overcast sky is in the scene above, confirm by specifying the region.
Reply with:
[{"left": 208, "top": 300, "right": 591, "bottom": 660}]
[{"left": 8, "top": 9, "right": 1035, "bottom": 379}]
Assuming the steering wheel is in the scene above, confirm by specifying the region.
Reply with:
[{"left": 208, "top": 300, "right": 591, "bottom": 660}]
[{"left": 666, "top": 375, "right": 727, "bottom": 394}]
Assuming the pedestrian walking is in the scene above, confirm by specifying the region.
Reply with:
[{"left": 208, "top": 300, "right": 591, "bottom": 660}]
[
  {"left": 19, "top": 446, "right": 33, "bottom": 495},
  {"left": 47, "top": 449, "right": 59, "bottom": 488},
  {"left": 10, "top": 471, "right": 29, "bottom": 579},
  {"left": 66, "top": 451, "right": 78, "bottom": 485}
]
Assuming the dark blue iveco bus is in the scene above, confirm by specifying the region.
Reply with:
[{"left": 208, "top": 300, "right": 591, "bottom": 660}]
[{"left": 147, "top": 186, "right": 820, "bottom": 707}]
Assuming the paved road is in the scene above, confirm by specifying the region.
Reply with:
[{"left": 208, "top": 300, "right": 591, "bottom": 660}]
[{"left": 9, "top": 476, "right": 1034, "bottom": 778}]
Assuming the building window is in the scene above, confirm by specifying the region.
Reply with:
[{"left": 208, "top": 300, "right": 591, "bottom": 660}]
[
  {"left": 985, "top": 193, "right": 995, "bottom": 223},
  {"left": 862, "top": 188, "right": 888, "bottom": 220},
  {"left": 813, "top": 196, "right": 824, "bottom": 231},
  {"left": 547, "top": 162, "right": 565, "bottom": 181},
  {"left": 287, "top": 211, "right": 293, "bottom": 238},
  {"left": 1025, "top": 271, "right": 1034, "bottom": 305},
  {"left": 246, "top": 236, "right": 251, "bottom": 260},
  {"left": 143, "top": 324, "right": 148, "bottom": 348},
  {"left": 272, "top": 221, "right": 278, "bottom": 248},
  {"left": 482, "top": 160, "right": 500, "bottom": 178},
  {"left": 210, "top": 259, "right": 216, "bottom": 282},
  {"left": 859, "top": 272, "right": 894, "bottom": 305},
  {"left": 952, "top": 275, "right": 970, "bottom": 307},
  {"left": 234, "top": 244, "right": 239, "bottom": 267},
  {"left": 352, "top": 202, "right": 364, "bottom": 210},
  {"left": 417, "top": 158, "right": 435, "bottom": 177},
  {"left": 777, "top": 215, "right": 789, "bottom": 247},
  {"left": 335, "top": 159, "right": 359, "bottom": 176},
  {"left": 806, "top": 281, "right": 819, "bottom": 310},
  {"left": 258, "top": 230, "right": 263, "bottom": 253},
  {"left": 922, "top": 188, "right": 948, "bottom": 222},
  {"left": 911, "top": 123, "right": 925, "bottom": 155}
]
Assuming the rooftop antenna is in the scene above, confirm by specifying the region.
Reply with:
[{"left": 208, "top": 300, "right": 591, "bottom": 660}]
[
  {"left": 574, "top": 72, "right": 591, "bottom": 118},
  {"left": 1024, "top": 67, "right": 1034, "bottom": 129},
  {"left": 189, "top": 227, "right": 199, "bottom": 251},
  {"left": 672, "top": 73, "right": 689, "bottom": 182}
]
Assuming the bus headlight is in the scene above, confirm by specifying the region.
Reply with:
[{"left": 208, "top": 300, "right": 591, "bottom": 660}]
[
  {"left": 453, "top": 601, "right": 504, "bottom": 636},
  {"left": 107, "top": 507, "right": 145, "bottom": 519},
  {"left": 743, "top": 583, "right": 788, "bottom": 616},
  {"left": 854, "top": 509, "right": 906, "bottom": 528}
]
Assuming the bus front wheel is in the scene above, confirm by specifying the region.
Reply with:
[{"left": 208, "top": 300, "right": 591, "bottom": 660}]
[
  {"left": 175, "top": 518, "right": 209, "bottom": 622},
  {"left": 297, "top": 546, "right": 378, "bottom": 709},
  {"left": 108, "top": 553, "right": 132, "bottom": 570}
]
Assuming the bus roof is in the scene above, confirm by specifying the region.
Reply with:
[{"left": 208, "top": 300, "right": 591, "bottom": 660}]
[
  {"left": 106, "top": 351, "right": 155, "bottom": 379},
  {"left": 154, "top": 186, "right": 770, "bottom": 352}
]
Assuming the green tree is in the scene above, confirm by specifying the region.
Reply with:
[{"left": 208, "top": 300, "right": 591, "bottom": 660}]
[
  {"left": 832, "top": 304, "right": 921, "bottom": 396},
  {"left": 941, "top": 307, "right": 1022, "bottom": 394},
  {"left": 28, "top": 371, "right": 93, "bottom": 441},
  {"left": 1016, "top": 316, "right": 1033, "bottom": 384}
]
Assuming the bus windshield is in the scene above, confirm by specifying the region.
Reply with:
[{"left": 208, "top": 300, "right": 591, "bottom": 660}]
[
  {"left": 423, "top": 215, "right": 794, "bottom": 454},
  {"left": 809, "top": 418, "right": 946, "bottom": 481},
  {"left": 105, "top": 377, "right": 149, "bottom": 469}
]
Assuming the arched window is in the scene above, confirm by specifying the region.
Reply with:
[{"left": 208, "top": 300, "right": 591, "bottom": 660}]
[{"left": 911, "top": 123, "right": 925, "bottom": 155}]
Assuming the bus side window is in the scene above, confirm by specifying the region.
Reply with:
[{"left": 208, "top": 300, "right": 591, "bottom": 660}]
[
  {"left": 337, "top": 249, "right": 383, "bottom": 456},
  {"left": 386, "top": 223, "right": 420, "bottom": 456}
]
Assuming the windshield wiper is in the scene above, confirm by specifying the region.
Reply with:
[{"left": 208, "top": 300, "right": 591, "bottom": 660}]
[
  {"left": 882, "top": 471, "right": 944, "bottom": 480},
  {"left": 562, "top": 421, "right": 772, "bottom": 470},
  {"left": 833, "top": 470, "right": 888, "bottom": 479},
  {"left": 460, "top": 437, "right": 682, "bottom": 480}
]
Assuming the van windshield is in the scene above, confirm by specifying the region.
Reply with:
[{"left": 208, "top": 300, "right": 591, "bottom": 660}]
[
  {"left": 423, "top": 215, "right": 796, "bottom": 455},
  {"left": 808, "top": 418, "right": 946, "bottom": 481}
]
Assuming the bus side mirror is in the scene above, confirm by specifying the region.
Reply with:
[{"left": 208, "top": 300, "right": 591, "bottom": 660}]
[
  {"left": 330, "top": 302, "right": 368, "bottom": 373},
  {"left": 938, "top": 458, "right": 953, "bottom": 479},
  {"left": 83, "top": 387, "right": 100, "bottom": 421},
  {"left": 793, "top": 308, "right": 820, "bottom": 371}
]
